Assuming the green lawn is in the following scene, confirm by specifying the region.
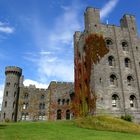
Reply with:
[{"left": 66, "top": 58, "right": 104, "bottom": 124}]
[{"left": 0, "top": 121, "right": 140, "bottom": 140}]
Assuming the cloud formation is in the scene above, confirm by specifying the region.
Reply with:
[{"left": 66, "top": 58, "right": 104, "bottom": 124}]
[
  {"left": 0, "top": 21, "right": 14, "bottom": 34},
  {"left": 23, "top": 79, "right": 49, "bottom": 89},
  {"left": 24, "top": 2, "right": 82, "bottom": 83},
  {"left": 0, "top": 84, "right": 4, "bottom": 109},
  {"left": 100, "top": 0, "right": 119, "bottom": 19}
]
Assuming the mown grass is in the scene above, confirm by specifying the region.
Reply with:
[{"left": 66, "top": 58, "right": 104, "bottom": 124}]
[
  {"left": 75, "top": 115, "right": 140, "bottom": 134},
  {"left": 0, "top": 118, "right": 139, "bottom": 140}
]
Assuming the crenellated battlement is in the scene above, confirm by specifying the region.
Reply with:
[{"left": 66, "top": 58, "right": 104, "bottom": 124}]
[{"left": 5, "top": 66, "right": 22, "bottom": 76}]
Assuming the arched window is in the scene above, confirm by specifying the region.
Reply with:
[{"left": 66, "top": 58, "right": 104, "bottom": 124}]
[
  {"left": 40, "top": 94, "right": 45, "bottom": 100},
  {"left": 39, "top": 112, "right": 45, "bottom": 120},
  {"left": 4, "top": 101, "right": 7, "bottom": 107},
  {"left": 112, "top": 94, "right": 120, "bottom": 108},
  {"left": 105, "top": 38, "right": 113, "bottom": 48},
  {"left": 24, "top": 93, "right": 28, "bottom": 99},
  {"left": 66, "top": 110, "right": 70, "bottom": 120},
  {"left": 58, "top": 99, "right": 61, "bottom": 105},
  {"left": 108, "top": 56, "right": 115, "bottom": 66},
  {"left": 57, "top": 110, "right": 61, "bottom": 120},
  {"left": 62, "top": 99, "right": 65, "bottom": 105},
  {"left": 3, "top": 113, "right": 6, "bottom": 119},
  {"left": 122, "top": 41, "right": 128, "bottom": 51},
  {"left": 42, "top": 103, "right": 45, "bottom": 109},
  {"left": 110, "top": 74, "right": 117, "bottom": 86},
  {"left": 127, "top": 76, "right": 134, "bottom": 86},
  {"left": 66, "top": 99, "right": 70, "bottom": 105},
  {"left": 39, "top": 103, "right": 45, "bottom": 109},
  {"left": 130, "top": 95, "right": 137, "bottom": 108},
  {"left": 23, "top": 103, "right": 28, "bottom": 109},
  {"left": 125, "top": 58, "right": 131, "bottom": 68},
  {"left": 21, "top": 112, "right": 29, "bottom": 120},
  {"left": 6, "top": 91, "right": 8, "bottom": 96}
]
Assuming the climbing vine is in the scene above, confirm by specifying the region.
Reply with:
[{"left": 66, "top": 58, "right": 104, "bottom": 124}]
[{"left": 73, "top": 33, "right": 109, "bottom": 117}]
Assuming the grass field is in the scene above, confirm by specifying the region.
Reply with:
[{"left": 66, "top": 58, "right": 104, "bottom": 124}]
[{"left": 0, "top": 119, "right": 140, "bottom": 140}]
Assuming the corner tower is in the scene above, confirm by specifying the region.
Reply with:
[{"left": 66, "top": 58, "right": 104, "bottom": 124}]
[{"left": 1, "top": 66, "right": 22, "bottom": 122}]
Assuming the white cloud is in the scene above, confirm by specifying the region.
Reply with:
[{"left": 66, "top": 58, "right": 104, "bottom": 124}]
[
  {"left": 24, "top": 3, "right": 82, "bottom": 83},
  {"left": 0, "top": 26, "right": 14, "bottom": 34},
  {"left": 38, "top": 56, "right": 74, "bottom": 82},
  {"left": 0, "top": 84, "right": 4, "bottom": 109},
  {"left": 23, "top": 79, "right": 48, "bottom": 89},
  {"left": 0, "top": 21, "right": 14, "bottom": 34},
  {"left": 100, "top": 0, "right": 119, "bottom": 19}
]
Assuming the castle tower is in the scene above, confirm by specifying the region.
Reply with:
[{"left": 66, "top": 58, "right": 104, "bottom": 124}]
[
  {"left": 84, "top": 7, "right": 100, "bottom": 33},
  {"left": 1, "top": 66, "right": 22, "bottom": 122}
]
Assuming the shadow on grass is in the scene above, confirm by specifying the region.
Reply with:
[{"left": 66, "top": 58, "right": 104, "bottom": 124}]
[{"left": 0, "top": 124, "right": 7, "bottom": 129}]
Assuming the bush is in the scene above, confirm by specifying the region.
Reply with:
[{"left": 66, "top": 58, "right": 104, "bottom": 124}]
[
  {"left": 5, "top": 118, "right": 10, "bottom": 123},
  {"left": 121, "top": 115, "right": 132, "bottom": 122}
]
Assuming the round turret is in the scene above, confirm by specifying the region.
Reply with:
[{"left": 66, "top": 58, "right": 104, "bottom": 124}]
[
  {"left": 1, "top": 66, "right": 22, "bottom": 122},
  {"left": 5, "top": 66, "right": 22, "bottom": 76}
]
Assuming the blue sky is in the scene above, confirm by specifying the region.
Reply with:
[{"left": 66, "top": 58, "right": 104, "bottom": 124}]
[{"left": 0, "top": 0, "right": 140, "bottom": 105}]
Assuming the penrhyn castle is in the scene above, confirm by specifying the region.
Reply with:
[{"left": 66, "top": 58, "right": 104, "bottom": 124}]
[{"left": 1, "top": 7, "right": 140, "bottom": 123}]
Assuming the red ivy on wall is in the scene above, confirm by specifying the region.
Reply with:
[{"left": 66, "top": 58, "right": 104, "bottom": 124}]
[{"left": 73, "top": 33, "right": 109, "bottom": 117}]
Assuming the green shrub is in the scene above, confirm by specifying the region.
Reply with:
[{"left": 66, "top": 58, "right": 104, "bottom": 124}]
[
  {"left": 121, "top": 115, "right": 132, "bottom": 122},
  {"left": 5, "top": 118, "right": 10, "bottom": 123}
]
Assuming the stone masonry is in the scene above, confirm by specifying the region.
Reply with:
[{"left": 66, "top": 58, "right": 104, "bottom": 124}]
[{"left": 74, "top": 7, "right": 140, "bottom": 122}]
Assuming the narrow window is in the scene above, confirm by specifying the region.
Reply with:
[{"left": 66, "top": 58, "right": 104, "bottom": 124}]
[
  {"left": 6, "top": 91, "right": 8, "bottom": 96},
  {"left": 62, "top": 99, "right": 65, "bottom": 105},
  {"left": 4, "top": 113, "right": 6, "bottom": 119},
  {"left": 66, "top": 99, "right": 70, "bottom": 105},
  {"left": 105, "top": 39, "right": 113, "bottom": 48},
  {"left": 13, "top": 102, "right": 15, "bottom": 108},
  {"left": 130, "top": 95, "right": 137, "bottom": 108},
  {"left": 108, "top": 56, "right": 115, "bottom": 66},
  {"left": 110, "top": 74, "right": 117, "bottom": 86},
  {"left": 58, "top": 99, "right": 61, "bottom": 105},
  {"left": 24, "top": 93, "right": 28, "bottom": 99},
  {"left": 40, "top": 95, "right": 45, "bottom": 100},
  {"left": 112, "top": 94, "right": 119, "bottom": 108},
  {"left": 125, "top": 58, "right": 131, "bottom": 68},
  {"left": 66, "top": 110, "right": 70, "bottom": 120},
  {"left": 127, "top": 76, "right": 134, "bottom": 86},
  {"left": 57, "top": 110, "right": 61, "bottom": 120},
  {"left": 4, "top": 101, "right": 7, "bottom": 107},
  {"left": 122, "top": 41, "right": 128, "bottom": 51},
  {"left": 14, "top": 92, "right": 16, "bottom": 97}
]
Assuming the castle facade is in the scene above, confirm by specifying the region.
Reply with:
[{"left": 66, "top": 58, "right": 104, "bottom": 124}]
[
  {"left": 0, "top": 66, "right": 74, "bottom": 121},
  {"left": 74, "top": 7, "right": 140, "bottom": 122},
  {"left": 1, "top": 7, "right": 140, "bottom": 123}
]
